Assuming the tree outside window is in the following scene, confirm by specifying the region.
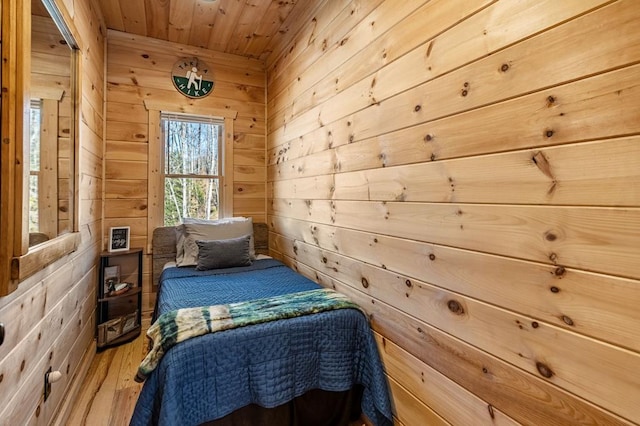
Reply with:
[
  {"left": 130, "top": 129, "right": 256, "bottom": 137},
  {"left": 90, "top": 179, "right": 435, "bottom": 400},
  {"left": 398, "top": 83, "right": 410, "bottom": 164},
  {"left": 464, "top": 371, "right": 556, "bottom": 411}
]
[
  {"left": 29, "top": 101, "right": 42, "bottom": 232},
  {"left": 161, "top": 114, "right": 223, "bottom": 226}
]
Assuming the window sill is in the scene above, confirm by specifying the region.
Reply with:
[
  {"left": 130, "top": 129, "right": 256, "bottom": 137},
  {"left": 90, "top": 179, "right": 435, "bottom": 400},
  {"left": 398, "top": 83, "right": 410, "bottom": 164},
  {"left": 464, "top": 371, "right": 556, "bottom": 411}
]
[{"left": 11, "top": 232, "right": 81, "bottom": 282}]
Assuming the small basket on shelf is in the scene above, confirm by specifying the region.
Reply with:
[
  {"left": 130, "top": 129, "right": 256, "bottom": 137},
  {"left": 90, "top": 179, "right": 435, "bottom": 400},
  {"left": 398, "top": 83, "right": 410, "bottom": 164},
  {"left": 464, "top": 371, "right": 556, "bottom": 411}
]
[{"left": 97, "top": 310, "right": 139, "bottom": 346}]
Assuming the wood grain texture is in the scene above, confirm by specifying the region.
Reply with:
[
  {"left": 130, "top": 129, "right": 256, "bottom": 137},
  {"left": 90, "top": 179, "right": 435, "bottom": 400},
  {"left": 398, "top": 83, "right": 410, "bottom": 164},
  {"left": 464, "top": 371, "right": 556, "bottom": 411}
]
[
  {"left": 270, "top": 199, "right": 640, "bottom": 278},
  {"left": 267, "top": 0, "right": 388, "bottom": 106},
  {"left": 266, "top": 0, "right": 640, "bottom": 424},
  {"left": 63, "top": 314, "right": 150, "bottom": 425},
  {"left": 1, "top": 0, "right": 635, "bottom": 425},
  {"left": 374, "top": 333, "right": 520, "bottom": 426},
  {"left": 270, "top": 0, "right": 634, "bottom": 147},
  {"left": 276, "top": 234, "right": 640, "bottom": 421},
  {"left": 327, "top": 138, "right": 640, "bottom": 206},
  {"left": 105, "top": 31, "right": 267, "bottom": 309},
  {"left": 388, "top": 376, "right": 450, "bottom": 426},
  {"left": 288, "top": 257, "right": 632, "bottom": 426},
  {"left": 269, "top": 64, "right": 640, "bottom": 173},
  {"left": 0, "top": 0, "right": 105, "bottom": 420},
  {"left": 98, "top": 0, "right": 305, "bottom": 61},
  {"left": 267, "top": 0, "right": 472, "bottom": 130}
]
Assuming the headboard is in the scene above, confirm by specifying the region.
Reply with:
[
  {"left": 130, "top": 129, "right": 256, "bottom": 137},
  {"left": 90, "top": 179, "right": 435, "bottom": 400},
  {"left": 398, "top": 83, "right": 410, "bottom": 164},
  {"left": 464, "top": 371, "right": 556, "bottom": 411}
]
[{"left": 151, "top": 222, "right": 269, "bottom": 287}]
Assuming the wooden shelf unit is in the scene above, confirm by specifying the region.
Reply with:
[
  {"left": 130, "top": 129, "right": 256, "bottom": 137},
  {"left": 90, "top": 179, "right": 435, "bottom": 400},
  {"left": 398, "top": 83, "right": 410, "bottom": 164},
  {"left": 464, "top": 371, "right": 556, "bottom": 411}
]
[{"left": 97, "top": 248, "right": 143, "bottom": 349}]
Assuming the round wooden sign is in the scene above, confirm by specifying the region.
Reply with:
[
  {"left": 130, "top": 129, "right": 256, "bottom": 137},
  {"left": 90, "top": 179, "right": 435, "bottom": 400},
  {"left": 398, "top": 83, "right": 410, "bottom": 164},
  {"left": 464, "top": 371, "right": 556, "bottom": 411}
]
[{"left": 171, "top": 57, "right": 214, "bottom": 99}]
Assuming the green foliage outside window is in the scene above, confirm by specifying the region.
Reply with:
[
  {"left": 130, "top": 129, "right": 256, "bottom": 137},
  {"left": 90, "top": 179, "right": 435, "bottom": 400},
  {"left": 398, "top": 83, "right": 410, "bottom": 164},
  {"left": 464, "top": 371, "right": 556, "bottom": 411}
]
[{"left": 162, "top": 116, "right": 222, "bottom": 226}]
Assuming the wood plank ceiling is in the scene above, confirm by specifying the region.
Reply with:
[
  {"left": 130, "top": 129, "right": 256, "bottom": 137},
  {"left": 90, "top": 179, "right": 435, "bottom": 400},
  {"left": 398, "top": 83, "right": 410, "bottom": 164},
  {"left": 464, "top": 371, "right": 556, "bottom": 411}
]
[
  {"left": 98, "top": 0, "right": 311, "bottom": 61},
  {"left": 32, "top": 0, "right": 50, "bottom": 17}
]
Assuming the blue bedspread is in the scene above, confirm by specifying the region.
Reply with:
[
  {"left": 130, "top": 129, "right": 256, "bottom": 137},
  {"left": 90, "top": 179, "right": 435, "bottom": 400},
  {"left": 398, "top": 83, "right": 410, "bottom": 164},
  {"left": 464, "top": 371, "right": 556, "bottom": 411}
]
[
  {"left": 156, "top": 259, "right": 321, "bottom": 315},
  {"left": 131, "top": 259, "right": 393, "bottom": 426}
]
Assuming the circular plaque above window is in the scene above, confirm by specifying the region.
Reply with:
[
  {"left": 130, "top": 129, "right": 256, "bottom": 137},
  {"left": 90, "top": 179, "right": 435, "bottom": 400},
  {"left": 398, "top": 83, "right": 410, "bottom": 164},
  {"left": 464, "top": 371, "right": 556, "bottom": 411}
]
[{"left": 171, "top": 57, "right": 214, "bottom": 99}]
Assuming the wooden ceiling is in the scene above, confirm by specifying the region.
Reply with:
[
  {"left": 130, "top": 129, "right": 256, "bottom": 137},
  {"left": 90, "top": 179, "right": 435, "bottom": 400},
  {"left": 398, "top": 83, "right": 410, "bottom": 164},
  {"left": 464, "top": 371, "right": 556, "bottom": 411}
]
[
  {"left": 32, "top": 0, "right": 49, "bottom": 17},
  {"left": 98, "top": 0, "right": 314, "bottom": 61}
]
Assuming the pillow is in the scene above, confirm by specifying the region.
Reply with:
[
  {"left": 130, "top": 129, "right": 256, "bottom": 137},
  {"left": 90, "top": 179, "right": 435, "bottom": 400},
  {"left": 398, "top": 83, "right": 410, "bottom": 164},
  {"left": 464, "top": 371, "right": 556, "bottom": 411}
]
[
  {"left": 175, "top": 217, "right": 252, "bottom": 266},
  {"left": 195, "top": 235, "right": 252, "bottom": 270},
  {"left": 178, "top": 217, "right": 255, "bottom": 267},
  {"left": 175, "top": 224, "right": 187, "bottom": 265}
]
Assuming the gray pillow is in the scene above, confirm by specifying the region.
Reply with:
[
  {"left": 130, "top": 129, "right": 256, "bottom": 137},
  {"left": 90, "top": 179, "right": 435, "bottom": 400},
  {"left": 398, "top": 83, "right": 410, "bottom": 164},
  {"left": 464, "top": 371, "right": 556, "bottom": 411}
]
[
  {"left": 179, "top": 217, "right": 255, "bottom": 267},
  {"left": 176, "top": 217, "right": 254, "bottom": 266},
  {"left": 195, "top": 235, "right": 252, "bottom": 270}
]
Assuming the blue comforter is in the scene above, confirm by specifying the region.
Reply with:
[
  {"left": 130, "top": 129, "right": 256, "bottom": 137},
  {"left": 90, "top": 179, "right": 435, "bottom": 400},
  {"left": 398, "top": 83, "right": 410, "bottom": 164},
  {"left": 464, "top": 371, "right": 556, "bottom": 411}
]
[{"left": 130, "top": 259, "right": 393, "bottom": 426}]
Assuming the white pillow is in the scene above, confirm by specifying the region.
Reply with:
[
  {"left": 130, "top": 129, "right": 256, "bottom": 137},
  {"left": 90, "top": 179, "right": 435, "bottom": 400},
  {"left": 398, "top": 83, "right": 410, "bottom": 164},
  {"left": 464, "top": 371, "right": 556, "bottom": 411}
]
[
  {"left": 175, "top": 217, "right": 246, "bottom": 265},
  {"left": 177, "top": 217, "right": 255, "bottom": 267}
]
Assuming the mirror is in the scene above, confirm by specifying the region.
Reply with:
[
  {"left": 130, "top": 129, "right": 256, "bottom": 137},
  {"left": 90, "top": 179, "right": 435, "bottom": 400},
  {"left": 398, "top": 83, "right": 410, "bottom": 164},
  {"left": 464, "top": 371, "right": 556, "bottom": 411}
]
[{"left": 29, "top": 0, "right": 75, "bottom": 247}]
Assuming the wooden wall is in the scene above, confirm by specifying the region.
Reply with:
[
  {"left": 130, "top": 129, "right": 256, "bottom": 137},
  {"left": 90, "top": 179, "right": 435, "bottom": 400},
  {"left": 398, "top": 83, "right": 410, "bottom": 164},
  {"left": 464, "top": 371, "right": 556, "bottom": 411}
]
[
  {"left": 0, "top": 0, "right": 105, "bottom": 424},
  {"left": 266, "top": 1, "right": 640, "bottom": 425},
  {"left": 104, "top": 31, "right": 266, "bottom": 310}
]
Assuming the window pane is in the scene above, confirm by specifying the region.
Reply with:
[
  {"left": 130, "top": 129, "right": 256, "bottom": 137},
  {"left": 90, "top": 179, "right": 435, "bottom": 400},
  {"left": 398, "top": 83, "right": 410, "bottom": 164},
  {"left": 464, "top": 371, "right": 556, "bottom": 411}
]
[
  {"left": 29, "top": 105, "right": 41, "bottom": 232},
  {"left": 164, "top": 119, "right": 220, "bottom": 176},
  {"left": 29, "top": 175, "right": 39, "bottom": 232},
  {"left": 30, "top": 106, "right": 40, "bottom": 171},
  {"left": 164, "top": 178, "right": 220, "bottom": 226}
]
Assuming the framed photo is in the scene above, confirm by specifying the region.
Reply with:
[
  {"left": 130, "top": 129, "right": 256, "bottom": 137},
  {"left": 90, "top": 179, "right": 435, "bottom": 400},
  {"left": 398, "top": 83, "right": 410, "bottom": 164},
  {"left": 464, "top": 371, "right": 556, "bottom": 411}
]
[
  {"left": 109, "top": 226, "right": 130, "bottom": 252},
  {"left": 103, "top": 265, "right": 120, "bottom": 294}
]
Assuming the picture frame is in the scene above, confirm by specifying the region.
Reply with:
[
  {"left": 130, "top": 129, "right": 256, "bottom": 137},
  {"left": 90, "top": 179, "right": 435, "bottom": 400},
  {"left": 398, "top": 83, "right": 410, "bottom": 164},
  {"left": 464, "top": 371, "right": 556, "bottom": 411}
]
[
  {"left": 103, "top": 265, "right": 120, "bottom": 295},
  {"left": 109, "top": 226, "right": 130, "bottom": 252}
]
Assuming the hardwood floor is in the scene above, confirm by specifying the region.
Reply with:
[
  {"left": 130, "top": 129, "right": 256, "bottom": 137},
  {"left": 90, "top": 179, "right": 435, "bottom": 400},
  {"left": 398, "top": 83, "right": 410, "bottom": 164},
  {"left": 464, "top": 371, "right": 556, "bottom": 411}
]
[{"left": 65, "top": 316, "right": 150, "bottom": 426}]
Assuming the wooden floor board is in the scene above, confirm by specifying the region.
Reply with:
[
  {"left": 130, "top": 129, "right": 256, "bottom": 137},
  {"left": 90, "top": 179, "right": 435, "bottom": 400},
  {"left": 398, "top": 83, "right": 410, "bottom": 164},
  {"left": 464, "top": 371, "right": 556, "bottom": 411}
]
[{"left": 66, "top": 316, "right": 149, "bottom": 426}]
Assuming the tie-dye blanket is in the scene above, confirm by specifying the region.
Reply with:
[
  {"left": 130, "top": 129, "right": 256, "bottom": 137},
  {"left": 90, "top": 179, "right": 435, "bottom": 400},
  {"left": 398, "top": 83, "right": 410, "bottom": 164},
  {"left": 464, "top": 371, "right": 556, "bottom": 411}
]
[{"left": 136, "top": 288, "right": 361, "bottom": 382}]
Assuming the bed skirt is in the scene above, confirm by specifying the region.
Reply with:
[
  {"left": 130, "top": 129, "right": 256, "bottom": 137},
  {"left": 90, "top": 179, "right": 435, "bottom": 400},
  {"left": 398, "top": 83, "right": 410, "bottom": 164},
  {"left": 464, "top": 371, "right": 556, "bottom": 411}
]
[{"left": 202, "top": 386, "right": 364, "bottom": 426}]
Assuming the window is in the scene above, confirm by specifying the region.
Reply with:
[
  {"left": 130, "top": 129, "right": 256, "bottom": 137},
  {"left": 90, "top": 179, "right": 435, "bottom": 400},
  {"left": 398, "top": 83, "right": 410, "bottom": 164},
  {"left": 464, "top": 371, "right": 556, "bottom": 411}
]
[
  {"left": 28, "top": 96, "right": 66, "bottom": 242},
  {"left": 29, "top": 100, "right": 42, "bottom": 233},
  {"left": 161, "top": 113, "right": 224, "bottom": 226},
  {"left": 145, "top": 101, "right": 236, "bottom": 251}
]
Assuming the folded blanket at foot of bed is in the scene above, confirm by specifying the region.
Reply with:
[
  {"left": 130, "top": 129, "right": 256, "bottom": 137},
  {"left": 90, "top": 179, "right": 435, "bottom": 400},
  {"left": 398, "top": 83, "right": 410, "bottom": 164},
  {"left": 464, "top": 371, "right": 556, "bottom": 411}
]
[
  {"left": 135, "top": 288, "right": 361, "bottom": 382},
  {"left": 131, "top": 288, "right": 393, "bottom": 426}
]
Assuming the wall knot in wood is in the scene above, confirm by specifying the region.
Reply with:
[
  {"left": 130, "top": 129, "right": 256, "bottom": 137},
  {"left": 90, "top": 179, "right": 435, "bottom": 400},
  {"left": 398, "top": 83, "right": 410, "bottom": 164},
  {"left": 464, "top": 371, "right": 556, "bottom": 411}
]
[
  {"left": 361, "top": 277, "right": 369, "bottom": 289},
  {"left": 553, "top": 266, "right": 566, "bottom": 278},
  {"left": 536, "top": 361, "right": 554, "bottom": 379},
  {"left": 447, "top": 299, "right": 465, "bottom": 316},
  {"left": 461, "top": 81, "right": 470, "bottom": 97},
  {"left": 561, "top": 315, "right": 575, "bottom": 327}
]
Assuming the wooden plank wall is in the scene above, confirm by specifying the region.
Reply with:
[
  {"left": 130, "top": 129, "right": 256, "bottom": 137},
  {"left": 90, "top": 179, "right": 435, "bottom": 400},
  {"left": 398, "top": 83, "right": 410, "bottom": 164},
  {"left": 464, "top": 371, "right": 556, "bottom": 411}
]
[
  {"left": 0, "top": 0, "right": 105, "bottom": 424},
  {"left": 104, "top": 31, "right": 267, "bottom": 310},
  {"left": 265, "top": 1, "right": 640, "bottom": 425}
]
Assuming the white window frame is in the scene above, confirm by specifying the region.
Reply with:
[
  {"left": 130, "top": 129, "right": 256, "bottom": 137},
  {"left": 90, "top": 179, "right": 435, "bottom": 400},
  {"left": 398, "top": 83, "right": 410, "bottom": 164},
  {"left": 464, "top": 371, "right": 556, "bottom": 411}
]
[
  {"left": 160, "top": 112, "right": 224, "bottom": 225},
  {"left": 145, "top": 100, "right": 237, "bottom": 252}
]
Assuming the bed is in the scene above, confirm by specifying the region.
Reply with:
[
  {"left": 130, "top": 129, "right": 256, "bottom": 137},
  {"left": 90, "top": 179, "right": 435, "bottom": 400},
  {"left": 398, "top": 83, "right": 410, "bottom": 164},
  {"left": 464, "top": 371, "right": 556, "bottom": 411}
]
[{"left": 130, "top": 220, "right": 393, "bottom": 426}]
